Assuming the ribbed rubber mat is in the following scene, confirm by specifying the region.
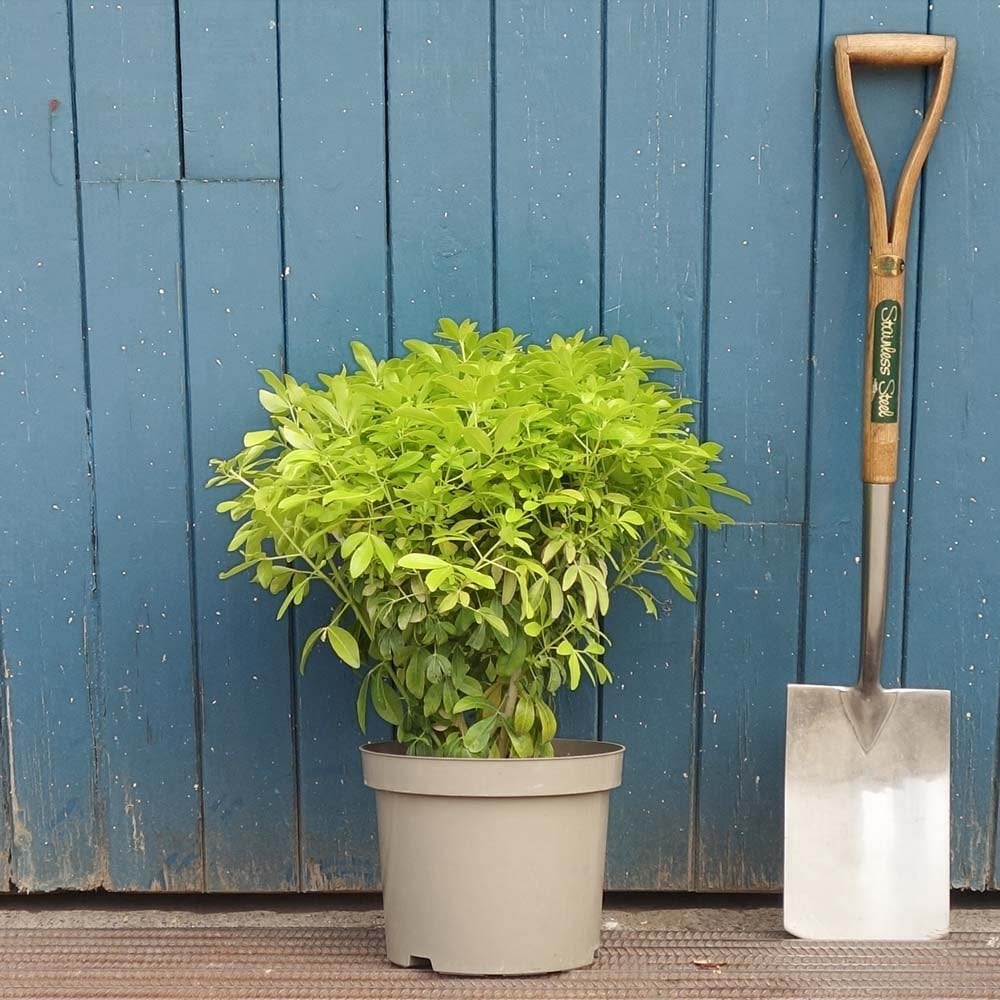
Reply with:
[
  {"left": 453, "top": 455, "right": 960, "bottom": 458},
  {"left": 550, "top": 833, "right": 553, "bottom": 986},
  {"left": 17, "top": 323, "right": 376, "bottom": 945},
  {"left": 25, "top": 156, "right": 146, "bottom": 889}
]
[{"left": 1, "top": 926, "right": 998, "bottom": 999}]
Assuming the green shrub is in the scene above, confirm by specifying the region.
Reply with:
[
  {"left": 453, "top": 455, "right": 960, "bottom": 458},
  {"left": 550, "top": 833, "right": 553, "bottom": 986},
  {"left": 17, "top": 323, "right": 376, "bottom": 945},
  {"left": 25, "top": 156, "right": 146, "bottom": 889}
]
[{"left": 208, "top": 319, "right": 746, "bottom": 757}]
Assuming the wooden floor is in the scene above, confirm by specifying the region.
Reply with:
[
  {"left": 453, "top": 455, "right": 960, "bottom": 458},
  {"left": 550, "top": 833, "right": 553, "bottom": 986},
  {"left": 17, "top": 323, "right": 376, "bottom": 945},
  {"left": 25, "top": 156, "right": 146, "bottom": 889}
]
[{"left": 0, "top": 896, "right": 998, "bottom": 999}]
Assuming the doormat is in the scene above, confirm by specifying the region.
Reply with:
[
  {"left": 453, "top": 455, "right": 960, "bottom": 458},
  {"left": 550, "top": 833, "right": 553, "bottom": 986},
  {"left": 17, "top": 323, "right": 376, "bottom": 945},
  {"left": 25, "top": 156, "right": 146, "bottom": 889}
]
[{"left": 1, "top": 925, "right": 998, "bottom": 998}]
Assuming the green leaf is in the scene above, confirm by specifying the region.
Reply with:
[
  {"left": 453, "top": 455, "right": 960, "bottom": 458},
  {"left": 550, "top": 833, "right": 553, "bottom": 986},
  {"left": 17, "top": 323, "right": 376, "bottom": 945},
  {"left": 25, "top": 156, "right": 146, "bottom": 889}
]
[
  {"left": 425, "top": 652, "right": 450, "bottom": 683},
  {"left": 371, "top": 672, "right": 403, "bottom": 726},
  {"left": 567, "top": 651, "right": 581, "bottom": 690},
  {"left": 494, "top": 412, "right": 520, "bottom": 449},
  {"left": 299, "top": 626, "right": 325, "bottom": 675},
  {"left": 219, "top": 559, "right": 255, "bottom": 580},
  {"left": 349, "top": 538, "right": 374, "bottom": 578},
  {"left": 508, "top": 731, "right": 534, "bottom": 758},
  {"left": 242, "top": 429, "right": 275, "bottom": 448},
  {"left": 634, "top": 586, "right": 658, "bottom": 616},
  {"left": 548, "top": 578, "right": 564, "bottom": 622},
  {"left": 405, "top": 656, "right": 425, "bottom": 698},
  {"left": 402, "top": 338, "right": 442, "bottom": 362},
  {"left": 452, "top": 695, "right": 496, "bottom": 714},
  {"left": 524, "top": 621, "right": 542, "bottom": 637},
  {"left": 541, "top": 537, "right": 563, "bottom": 564},
  {"left": 371, "top": 535, "right": 396, "bottom": 572},
  {"left": 437, "top": 317, "right": 461, "bottom": 339},
  {"left": 388, "top": 451, "right": 424, "bottom": 475},
  {"left": 259, "top": 368, "right": 285, "bottom": 393},
  {"left": 455, "top": 675, "right": 484, "bottom": 697},
  {"left": 513, "top": 696, "right": 535, "bottom": 735},
  {"left": 475, "top": 608, "right": 509, "bottom": 638},
  {"left": 442, "top": 680, "right": 458, "bottom": 716},
  {"left": 259, "top": 389, "right": 288, "bottom": 414},
  {"left": 351, "top": 340, "right": 379, "bottom": 380},
  {"left": 356, "top": 671, "right": 373, "bottom": 731},
  {"left": 425, "top": 566, "right": 451, "bottom": 592},
  {"left": 456, "top": 566, "right": 497, "bottom": 590},
  {"left": 282, "top": 425, "right": 312, "bottom": 449},
  {"left": 341, "top": 532, "right": 368, "bottom": 557},
  {"left": 275, "top": 582, "right": 302, "bottom": 621},
  {"left": 397, "top": 553, "right": 451, "bottom": 571},
  {"left": 579, "top": 572, "right": 598, "bottom": 620},
  {"left": 423, "top": 682, "right": 443, "bottom": 716},
  {"left": 438, "top": 591, "right": 460, "bottom": 613},
  {"left": 462, "top": 714, "right": 498, "bottom": 754},
  {"left": 464, "top": 425, "right": 493, "bottom": 454},
  {"left": 536, "top": 699, "right": 557, "bottom": 743},
  {"left": 327, "top": 625, "right": 361, "bottom": 669}
]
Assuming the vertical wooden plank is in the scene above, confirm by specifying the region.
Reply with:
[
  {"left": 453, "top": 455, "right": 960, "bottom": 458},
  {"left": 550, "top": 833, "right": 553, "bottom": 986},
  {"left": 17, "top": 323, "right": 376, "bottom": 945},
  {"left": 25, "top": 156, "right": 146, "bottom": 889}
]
[
  {"left": 600, "top": 0, "right": 710, "bottom": 889},
  {"left": 0, "top": 626, "right": 10, "bottom": 886},
  {"left": 0, "top": 0, "right": 103, "bottom": 890},
  {"left": 495, "top": 0, "right": 602, "bottom": 338},
  {"left": 387, "top": 0, "right": 493, "bottom": 336},
  {"left": 80, "top": 183, "right": 202, "bottom": 889},
  {"left": 696, "top": 0, "right": 818, "bottom": 890},
  {"left": 281, "top": 0, "right": 388, "bottom": 364},
  {"left": 280, "top": 0, "right": 388, "bottom": 890},
  {"left": 803, "top": 0, "right": 928, "bottom": 690},
  {"left": 70, "top": 0, "right": 180, "bottom": 181},
  {"left": 184, "top": 180, "right": 297, "bottom": 891},
  {"left": 907, "top": 0, "right": 1000, "bottom": 890},
  {"left": 179, "top": 0, "right": 279, "bottom": 179},
  {"left": 494, "top": 0, "right": 602, "bottom": 739},
  {"left": 699, "top": 523, "right": 802, "bottom": 888}
]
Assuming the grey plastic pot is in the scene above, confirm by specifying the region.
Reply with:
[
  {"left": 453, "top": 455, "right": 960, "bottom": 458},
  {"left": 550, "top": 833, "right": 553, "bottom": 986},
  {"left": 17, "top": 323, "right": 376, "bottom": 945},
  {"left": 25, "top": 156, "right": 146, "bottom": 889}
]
[{"left": 361, "top": 738, "right": 624, "bottom": 976}]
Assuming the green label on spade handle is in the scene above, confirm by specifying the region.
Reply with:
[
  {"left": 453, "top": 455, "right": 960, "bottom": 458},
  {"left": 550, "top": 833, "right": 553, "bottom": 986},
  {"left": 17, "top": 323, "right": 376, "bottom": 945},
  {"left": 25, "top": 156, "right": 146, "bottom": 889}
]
[{"left": 871, "top": 299, "right": 901, "bottom": 424}]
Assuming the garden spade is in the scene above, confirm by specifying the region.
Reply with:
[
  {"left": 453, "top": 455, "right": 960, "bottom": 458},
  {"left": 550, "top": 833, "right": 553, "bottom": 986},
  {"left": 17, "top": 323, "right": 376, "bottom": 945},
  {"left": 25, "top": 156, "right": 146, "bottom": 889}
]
[{"left": 784, "top": 33, "right": 956, "bottom": 941}]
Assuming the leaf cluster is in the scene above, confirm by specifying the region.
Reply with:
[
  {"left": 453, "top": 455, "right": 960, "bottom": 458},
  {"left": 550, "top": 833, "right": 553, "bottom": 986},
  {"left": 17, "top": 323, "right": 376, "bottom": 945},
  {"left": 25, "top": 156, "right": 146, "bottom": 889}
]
[{"left": 208, "top": 319, "right": 747, "bottom": 757}]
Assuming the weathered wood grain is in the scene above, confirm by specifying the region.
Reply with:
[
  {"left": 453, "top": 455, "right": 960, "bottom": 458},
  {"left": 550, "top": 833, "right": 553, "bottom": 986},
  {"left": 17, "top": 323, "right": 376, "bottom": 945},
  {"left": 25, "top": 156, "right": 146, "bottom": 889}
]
[
  {"left": 178, "top": 0, "right": 279, "bottom": 180},
  {"left": 909, "top": 0, "right": 1000, "bottom": 890},
  {"left": 70, "top": 0, "right": 180, "bottom": 181},
  {"left": 494, "top": 0, "right": 602, "bottom": 338},
  {"left": 601, "top": 0, "right": 711, "bottom": 890},
  {"left": 183, "top": 180, "right": 297, "bottom": 891},
  {"left": 494, "top": 0, "right": 603, "bottom": 740},
  {"left": 80, "top": 182, "right": 202, "bottom": 890},
  {"left": 386, "top": 0, "right": 493, "bottom": 338},
  {"left": 695, "top": 0, "right": 819, "bottom": 890},
  {"left": 0, "top": 0, "right": 102, "bottom": 890},
  {"left": 280, "top": 0, "right": 389, "bottom": 891},
  {"left": 698, "top": 523, "right": 803, "bottom": 889}
]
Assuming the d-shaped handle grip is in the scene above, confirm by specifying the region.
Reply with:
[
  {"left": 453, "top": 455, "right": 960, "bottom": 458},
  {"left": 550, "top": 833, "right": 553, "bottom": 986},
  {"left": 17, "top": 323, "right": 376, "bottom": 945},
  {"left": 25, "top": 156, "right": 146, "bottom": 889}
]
[
  {"left": 834, "top": 33, "right": 956, "bottom": 484},
  {"left": 836, "top": 32, "right": 955, "bottom": 67}
]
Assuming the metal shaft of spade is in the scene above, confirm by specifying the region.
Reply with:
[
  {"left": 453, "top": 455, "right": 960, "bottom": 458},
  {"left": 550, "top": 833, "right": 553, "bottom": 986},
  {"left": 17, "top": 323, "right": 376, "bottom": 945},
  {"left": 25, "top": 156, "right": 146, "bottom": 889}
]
[
  {"left": 834, "top": 32, "right": 957, "bottom": 748},
  {"left": 859, "top": 482, "right": 891, "bottom": 700}
]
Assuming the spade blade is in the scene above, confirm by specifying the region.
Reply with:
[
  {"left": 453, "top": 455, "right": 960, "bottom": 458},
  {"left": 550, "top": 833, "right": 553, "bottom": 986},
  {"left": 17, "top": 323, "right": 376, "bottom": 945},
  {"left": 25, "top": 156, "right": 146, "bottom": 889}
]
[{"left": 783, "top": 683, "right": 950, "bottom": 940}]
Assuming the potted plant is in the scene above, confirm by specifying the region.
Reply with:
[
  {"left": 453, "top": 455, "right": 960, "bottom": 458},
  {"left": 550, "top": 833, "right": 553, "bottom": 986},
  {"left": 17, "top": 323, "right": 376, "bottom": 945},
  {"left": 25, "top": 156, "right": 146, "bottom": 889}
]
[{"left": 209, "top": 319, "right": 744, "bottom": 974}]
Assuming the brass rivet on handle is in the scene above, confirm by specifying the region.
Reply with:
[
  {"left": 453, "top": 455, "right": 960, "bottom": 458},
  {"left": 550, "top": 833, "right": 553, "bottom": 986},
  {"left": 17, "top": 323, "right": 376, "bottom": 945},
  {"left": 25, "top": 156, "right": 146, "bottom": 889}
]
[{"left": 871, "top": 254, "right": 905, "bottom": 277}]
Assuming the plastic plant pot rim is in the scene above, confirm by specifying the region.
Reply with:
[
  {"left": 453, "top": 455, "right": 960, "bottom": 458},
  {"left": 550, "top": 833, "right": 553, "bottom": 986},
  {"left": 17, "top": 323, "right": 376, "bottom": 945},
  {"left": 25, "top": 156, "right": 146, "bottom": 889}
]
[{"left": 360, "top": 738, "right": 625, "bottom": 798}]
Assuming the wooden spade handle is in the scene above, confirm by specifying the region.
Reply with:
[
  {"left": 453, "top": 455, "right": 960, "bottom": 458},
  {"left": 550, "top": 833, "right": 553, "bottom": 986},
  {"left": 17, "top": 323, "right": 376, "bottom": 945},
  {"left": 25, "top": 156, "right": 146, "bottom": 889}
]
[
  {"left": 834, "top": 34, "right": 957, "bottom": 483},
  {"left": 837, "top": 32, "right": 953, "bottom": 66}
]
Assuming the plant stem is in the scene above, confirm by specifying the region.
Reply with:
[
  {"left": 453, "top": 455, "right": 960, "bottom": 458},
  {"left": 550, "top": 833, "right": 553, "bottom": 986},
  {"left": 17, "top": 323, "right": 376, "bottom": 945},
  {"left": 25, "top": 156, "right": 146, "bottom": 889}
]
[{"left": 495, "top": 670, "right": 521, "bottom": 758}]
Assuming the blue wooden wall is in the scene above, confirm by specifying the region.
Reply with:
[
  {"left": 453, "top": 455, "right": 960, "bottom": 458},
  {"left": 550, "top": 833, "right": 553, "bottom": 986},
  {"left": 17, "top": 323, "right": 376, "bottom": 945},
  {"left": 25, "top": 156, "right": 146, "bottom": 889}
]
[{"left": 1, "top": 0, "right": 998, "bottom": 892}]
